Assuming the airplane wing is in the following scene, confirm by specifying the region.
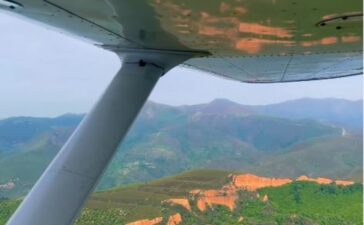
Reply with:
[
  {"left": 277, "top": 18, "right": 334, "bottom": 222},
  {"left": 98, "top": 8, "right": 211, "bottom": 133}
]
[{"left": 1, "top": 0, "right": 362, "bottom": 83}]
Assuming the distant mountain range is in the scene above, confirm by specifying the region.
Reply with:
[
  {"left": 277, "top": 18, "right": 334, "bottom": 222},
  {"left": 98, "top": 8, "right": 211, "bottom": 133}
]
[
  {"left": 185, "top": 98, "right": 363, "bottom": 132},
  {"left": 254, "top": 98, "right": 363, "bottom": 132},
  {"left": 0, "top": 98, "right": 362, "bottom": 198}
]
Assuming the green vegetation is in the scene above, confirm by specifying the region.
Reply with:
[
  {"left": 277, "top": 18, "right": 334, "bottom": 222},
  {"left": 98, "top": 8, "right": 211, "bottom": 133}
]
[
  {"left": 256, "top": 182, "right": 363, "bottom": 224},
  {"left": 87, "top": 170, "right": 231, "bottom": 222},
  {"left": 0, "top": 170, "right": 362, "bottom": 225},
  {"left": 246, "top": 135, "right": 363, "bottom": 180},
  {"left": 0, "top": 170, "right": 231, "bottom": 224},
  {"left": 0, "top": 199, "right": 20, "bottom": 225},
  {"left": 1, "top": 99, "right": 362, "bottom": 199},
  {"left": 179, "top": 182, "right": 363, "bottom": 225}
]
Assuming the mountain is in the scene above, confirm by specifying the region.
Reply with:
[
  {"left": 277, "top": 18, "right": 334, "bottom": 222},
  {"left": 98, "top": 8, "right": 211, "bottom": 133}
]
[
  {"left": 254, "top": 98, "right": 363, "bottom": 132},
  {"left": 0, "top": 170, "right": 362, "bottom": 225},
  {"left": 0, "top": 114, "right": 81, "bottom": 198},
  {"left": 245, "top": 135, "right": 363, "bottom": 180},
  {"left": 0, "top": 114, "right": 81, "bottom": 155},
  {"left": 0, "top": 98, "right": 362, "bottom": 199}
]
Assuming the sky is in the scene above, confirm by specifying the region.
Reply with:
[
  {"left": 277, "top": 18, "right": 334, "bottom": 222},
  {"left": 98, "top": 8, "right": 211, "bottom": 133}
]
[{"left": 0, "top": 12, "right": 362, "bottom": 118}]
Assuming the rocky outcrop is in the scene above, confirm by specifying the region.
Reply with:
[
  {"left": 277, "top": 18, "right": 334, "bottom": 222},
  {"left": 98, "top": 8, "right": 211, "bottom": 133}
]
[
  {"left": 125, "top": 217, "right": 163, "bottom": 225},
  {"left": 335, "top": 180, "right": 355, "bottom": 186},
  {"left": 232, "top": 174, "right": 293, "bottom": 191},
  {"left": 191, "top": 188, "right": 238, "bottom": 212},
  {"left": 162, "top": 198, "right": 192, "bottom": 212},
  {"left": 314, "top": 177, "right": 333, "bottom": 184},
  {"left": 196, "top": 190, "right": 237, "bottom": 212},
  {"left": 167, "top": 213, "right": 182, "bottom": 225},
  {"left": 188, "top": 173, "right": 355, "bottom": 213},
  {"left": 297, "top": 175, "right": 316, "bottom": 182},
  {"left": 296, "top": 176, "right": 333, "bottom": 184},
  {"left": 296, "top": 175, "right": 354, "bottom": 186},
  {"left": 124, "top": 174, "right": 355, "bottom": 224}
]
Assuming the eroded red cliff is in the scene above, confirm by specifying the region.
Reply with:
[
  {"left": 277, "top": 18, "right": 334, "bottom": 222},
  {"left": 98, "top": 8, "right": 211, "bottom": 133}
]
[
  {"left": 190, "top": 186, "right": 238, "bottom": 212},
  {"left": 162, "top": 198, "right": 192, "bottom": 212},
  {"left": 167, "top": 213, "right": 183, "bottom": 225},
  {"left": 232, "top": 173, "right": 293, "bottom": 191},
  {"left": 125, "top": 173, "right": 355, "bottom": 224}
]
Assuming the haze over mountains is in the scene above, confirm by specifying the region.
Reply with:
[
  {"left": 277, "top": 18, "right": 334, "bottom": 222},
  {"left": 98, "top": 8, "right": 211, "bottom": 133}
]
[
  {"left": 0, "top": 98, "right": 362, "bottom": 198},
  {"left": 254, "top": 98, "right": 363, "bottom": 131}
]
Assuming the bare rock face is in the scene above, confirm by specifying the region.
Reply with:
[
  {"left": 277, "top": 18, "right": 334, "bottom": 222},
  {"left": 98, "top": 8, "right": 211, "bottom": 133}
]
[
  {"left": 315, "top": 177, "right": 333, "bottom": 184},
  {"left": 296, "top": 175, "right": 315, "bottom": 182},
  {"left": 335, "top": 180, "right": 355, "bottom": 186},
  {"left": 297, "top": 175, "right": 333, "bottom": 184},
  {"left": 297, "top": 175, "right": 354, "bottom": 186},
  {"left": 231, "top": 174, "right": 293, "bottom": 191},
  {"left": 162, "top": 198, "right": 192, "bottom": 212},
  {"left": 191, "top": 187, "right": 238, "bottom": 212},
  {"left": 167, "top": 213, "right": 182, "bottom": 225},
  {"left": 125, "top": 217, "right": 163, "bottom": 225}
]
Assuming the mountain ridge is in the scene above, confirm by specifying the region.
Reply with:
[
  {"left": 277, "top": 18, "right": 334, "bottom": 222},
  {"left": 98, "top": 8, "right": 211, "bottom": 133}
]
[{"left": 0, "top": 98, "right": 362, "bottom": 199}]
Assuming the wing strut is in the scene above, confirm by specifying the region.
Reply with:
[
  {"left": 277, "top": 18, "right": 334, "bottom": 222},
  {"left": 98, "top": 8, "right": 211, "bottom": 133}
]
[{"left": 6, "top": 51, "right": 192, "bottom": 225}]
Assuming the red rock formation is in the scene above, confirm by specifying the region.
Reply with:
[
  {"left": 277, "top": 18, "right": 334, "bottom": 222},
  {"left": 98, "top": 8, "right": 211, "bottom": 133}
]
[
  {"left": 297, "top": 175, "right": 333, "bottom": 184},
  {"left": 297, "top": 175, "right": 356, "bottom": 186},
  {"left": 125, "top": 217, "right": 163, "bottom": 225},
  {"left": 232, "top": 174, "right": 292, "bottom": 191},
  {"left": 162, "top": 198, "right": 192, "bottom": 212},
  {"left": 335, "top": 180, "right": 355, "bottom": 186},
  {"left": 316, "top": 177, "right": 333, "bottom": 184},
  {"left": 127, "top": 174, "right": 355, "bottom": 223},
  {"left": 167, "top": 213, "right": 182, "bottom": 225},
  {"left": 191, "top": 186, "right": 238, "bottom": 212},
  {"left": 296, "top": 175, "right": 315, "bottom": 182}
]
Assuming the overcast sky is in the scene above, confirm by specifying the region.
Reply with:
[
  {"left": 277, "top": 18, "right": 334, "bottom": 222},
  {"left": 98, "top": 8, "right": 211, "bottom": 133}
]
[{"left": 0, "top": 12, "right": 362, "bottom": 118}]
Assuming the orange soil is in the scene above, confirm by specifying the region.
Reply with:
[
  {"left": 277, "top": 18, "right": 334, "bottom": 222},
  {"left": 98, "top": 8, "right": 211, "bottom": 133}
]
[
  {"left": 297, "top": 175, "right": 333, "bottom": 184},
  {"left": 335, "top": 180, "right": 355, "bottom": 186},
  {"left": 297, "top": 175, "right": 355, "bottom": 186},
  {"left": 190, "top": 184, "right": 239, "bottom": 212},
  {"left": 162, "top": 198, "right": 192, "bottom": 212},
  {"left": 232, "top": 174, "right": 293, "bottom": 191},
  {"left": 196, "top": 196, "right": 237, "bottom": 212},
  {"left": 167, "top": 213, "right": 183, "bottom": 225},
  {"left": 126, "top": 174, "right": 355, "bottom": 223}
]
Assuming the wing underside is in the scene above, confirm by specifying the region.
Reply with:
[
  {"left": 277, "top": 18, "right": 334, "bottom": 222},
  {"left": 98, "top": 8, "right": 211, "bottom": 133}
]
[
  {"left": 185, "top": 51, "right": 362, "bottom": 83},
  {"left": 0, "top": 0, "right": 362, "bottom": 83}
]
